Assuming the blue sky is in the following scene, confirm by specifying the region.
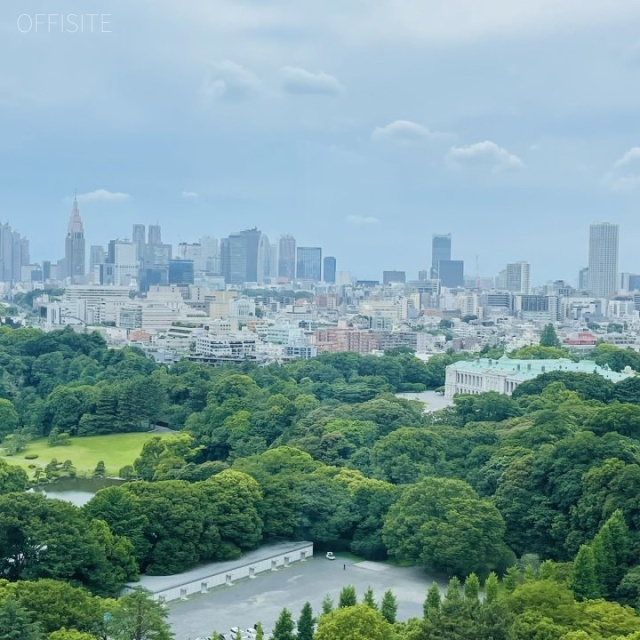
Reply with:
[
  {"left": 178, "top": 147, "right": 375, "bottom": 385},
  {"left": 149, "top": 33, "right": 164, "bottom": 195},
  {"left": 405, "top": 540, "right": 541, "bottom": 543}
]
[{"left": 1, "top": 0, "right": 640, "bottom": 284}]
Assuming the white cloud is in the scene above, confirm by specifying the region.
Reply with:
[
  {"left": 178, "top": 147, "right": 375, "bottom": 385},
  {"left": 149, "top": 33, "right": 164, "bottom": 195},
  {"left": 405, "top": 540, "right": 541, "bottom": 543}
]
[
  {"left": 347, "top": 215, "right": 380, "bottom": 225},
  {"left": 446, "top": 141, "right": 524, "bottom": 172},
  {"left": 604, "top": 147, "right": 640, "bottom": 190},
  {"left": 371, "top": 120, "right": 441, "bottom": 144},
  {"left": 75, "top": 189, "right": 130, "bottom": 203},
  {"left": 181, "top": 191, "right": 199, "bottom": 199},
  {"left": 281, "top": 67, "right": 344, "bottom": 96},
  {"left": 201, "top": 60, "right": 261, "bottom": 101}
]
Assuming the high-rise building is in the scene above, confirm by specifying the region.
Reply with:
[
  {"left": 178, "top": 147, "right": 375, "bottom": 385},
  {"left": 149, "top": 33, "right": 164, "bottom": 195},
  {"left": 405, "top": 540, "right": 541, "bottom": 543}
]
[
  {"left": 578, "top": 267, "right": 589, "bottom": 292},
  {"left": 169, "top": 259, "right": 195, "bottom": 285},
  {"left": 89, "top": 246, "right": 106, "bottom": 283},
  {"left": 0, "top": 223, "right": 29, "bottom": 282},
  {"left": 588, "top": 222, "right": 619, "bottom": 298},
  {"left": 324, "top": 257, "right": 337, "bottom": 284},
  {"left": 506, "top": 261, "right": 531, "bottom": 294},
  {"left": 629, "top": 275, "right": 640, "bottom": 292},
  {"left": 278, "top": 235, "right": 297, "bottom": 281},
  {"left": 64, "top": 197, "right": 86, "bottom": 283},
  {"left": 102, "top": 240, "right": 137, "bottom": 286},
  {"left": 256, "top": 234, "right": 272, "bottom": 284},
  {"left": 178, "top": 243, "right": 205, "bottom": 272},
  {"left": 148, "top": 224, "right": 162, "bottom": 246},
  {"left": 438, "top": 260, "right": 464, "bottom": 288},
  {"left": 199, "top": 236, "right": 220, "bottom": 274},
  {"left": 296, "top": 247, "right": 322, "bottom": 281},
  {"left": 383, "top": 270, "right": 406, "bottom": 285},
  {"left": 220, "top": 228, "right": 263, "bottom": 285},
  {"left": 132, "top": 224, "right": 146, "bottom": 263},
  {"left": 431, "top": 234, "right": 452, "bottom": 278}
]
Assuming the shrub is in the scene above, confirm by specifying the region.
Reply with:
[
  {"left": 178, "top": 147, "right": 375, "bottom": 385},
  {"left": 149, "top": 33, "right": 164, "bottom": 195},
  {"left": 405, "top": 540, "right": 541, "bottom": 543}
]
[{"left": 24, "top": 453, "right": 38, "bottom": 460}]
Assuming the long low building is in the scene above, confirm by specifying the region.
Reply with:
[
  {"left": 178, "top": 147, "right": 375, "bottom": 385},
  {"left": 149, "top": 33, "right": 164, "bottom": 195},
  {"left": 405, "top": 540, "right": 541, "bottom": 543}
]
[
  {"left": 123, "top": 541, "right": 313, "bottom": 603},
  {"left": 444, "top": 355, "right": 634, "bottom": 398}
]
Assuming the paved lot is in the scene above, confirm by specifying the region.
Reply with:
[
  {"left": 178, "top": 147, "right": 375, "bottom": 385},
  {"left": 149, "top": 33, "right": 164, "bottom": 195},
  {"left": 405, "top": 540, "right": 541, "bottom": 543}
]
[
  {"left": 395, "top": 390, "right": 453, "bottom": 413},
  {"left": 168, "top": 555, "right": 442, "bottom": 640}
]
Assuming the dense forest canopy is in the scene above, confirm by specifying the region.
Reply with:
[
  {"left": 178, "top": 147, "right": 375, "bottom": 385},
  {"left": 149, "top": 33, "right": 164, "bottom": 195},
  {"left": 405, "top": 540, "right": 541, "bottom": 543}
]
[{"left": 2, "top": 327, "right": 640, "bottom": 636}]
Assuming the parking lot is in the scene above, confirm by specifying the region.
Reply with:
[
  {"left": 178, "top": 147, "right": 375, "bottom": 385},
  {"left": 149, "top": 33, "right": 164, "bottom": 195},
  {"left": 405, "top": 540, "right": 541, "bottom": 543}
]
[{"left": 168, "top": 554, "right": 441, "bottom": 640}]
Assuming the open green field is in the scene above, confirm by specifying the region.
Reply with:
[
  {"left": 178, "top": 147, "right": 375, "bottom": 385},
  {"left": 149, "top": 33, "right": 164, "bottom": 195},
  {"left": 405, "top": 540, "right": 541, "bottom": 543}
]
[{"left": 0, "top": 432, "right": 169, "bottom": 477}]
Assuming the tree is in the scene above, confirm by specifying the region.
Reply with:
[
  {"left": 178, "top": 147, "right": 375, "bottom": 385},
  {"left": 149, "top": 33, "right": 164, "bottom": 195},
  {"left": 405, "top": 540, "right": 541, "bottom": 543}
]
[
  {"left": 339, "top": 585, "right": 357, "bottom": 608},
  {"left": 272, "top": 608, "right": 295, "bottom": 640},
  {"left": 93, "top": 460, "right": 106, "bottom": 478},
  {"left": 255, "top": 623, "right": 264, "bottom": 640},
  {"left": 0, "top": 398, "right": 19, "bottom": 440},
  {"left": 110, "top": 589, "right": 173, "bottom": 640},
  {"left": 0, "top": 458, "right": 28, "bottom": 494},
  {"left": 363, "top": 587, "right": 378, "bottom": 610},
  {"left": 445, "top": 576, "right": 462, "bottom": 603},
  {"left": 0, "top": 493, "right": 135, "bottom": 595},
  {"left": 540, "top": 324, "right": 561, "bottom": 348},
  {"left": 2, "top": 578, "right": 106, "bottom": 635},
  {"left": 0, "top": 598, "right": 42, "bottom": 640},
  {"left": 296, "top": 602, "right": 314, "bottom": 640},
  {"left": 48, "top": 632, "right": 96, "bottom": 640},
  {"left": 572, "top": 545, "right": 600, "bottom": 601},
  {"left": 423, "top": 583, "right": 441, "bottom": 617},
  {"left": 464, "top": 573, "right": 480, "bottom": 602},
  {"left": 321, "top": 595, "right": 334, "bottom": 615},
  {"left": 380, "top": 590, "right": 397, "bottom": 624},
  {"left": 485, "top": 572, "right": 499, "bottom": 604},
  {"left": 502, "top": 566, "right": 521, "bottom": 593},
  {"left": 383, "top": 477, "right": 508, "bottom": 576},
  {"left": 314, "top": 605, "right": 394, "bottom": 640}
]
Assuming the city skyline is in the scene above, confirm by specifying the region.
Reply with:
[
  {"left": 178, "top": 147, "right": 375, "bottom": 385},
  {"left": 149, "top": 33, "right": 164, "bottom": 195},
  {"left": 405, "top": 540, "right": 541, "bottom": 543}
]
[
  {"left": 1, "top": 1, "right": 640, "bottom": 282},
  {"left": 1, "top": 208, "right": 636, "bottom": 288}
]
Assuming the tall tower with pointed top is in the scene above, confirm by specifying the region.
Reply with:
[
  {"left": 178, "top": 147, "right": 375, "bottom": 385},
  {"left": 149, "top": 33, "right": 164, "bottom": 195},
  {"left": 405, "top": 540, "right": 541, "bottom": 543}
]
[{"left": 65, "top": 196, "right": 86, "bottom": 282}]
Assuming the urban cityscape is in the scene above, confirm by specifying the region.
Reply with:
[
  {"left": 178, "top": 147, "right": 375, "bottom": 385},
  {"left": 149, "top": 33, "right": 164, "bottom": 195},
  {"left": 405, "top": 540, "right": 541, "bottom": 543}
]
[
  {"left": 4, "top": 1, "right": 640, "bottom": 639},
  {"left": 0, "top": 200, "right": 635, "bottom": 368}
]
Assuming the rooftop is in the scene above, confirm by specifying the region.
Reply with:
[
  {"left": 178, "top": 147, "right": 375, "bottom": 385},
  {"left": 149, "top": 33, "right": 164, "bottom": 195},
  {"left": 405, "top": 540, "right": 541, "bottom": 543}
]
[
  {"left": 126, "top": 541, "right": 313, "bottom": 594},
  {"left": 448, "top": 356, "right": 633, "bottom": 383}
]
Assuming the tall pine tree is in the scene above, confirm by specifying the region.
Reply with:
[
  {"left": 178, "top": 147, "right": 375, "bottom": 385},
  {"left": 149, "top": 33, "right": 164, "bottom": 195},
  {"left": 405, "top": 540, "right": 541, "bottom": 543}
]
[
  {"left": 572, "top": 545, "right": 600, "bottom": 601},
  {"left": 296, "top": 602, "right": 314, "bottom": 640},
  {"left": 272, "top": 608, "right": 296, "bottom": 640},
  {"left": 380, "top": 590, "right": 397, "bottom": 624}
]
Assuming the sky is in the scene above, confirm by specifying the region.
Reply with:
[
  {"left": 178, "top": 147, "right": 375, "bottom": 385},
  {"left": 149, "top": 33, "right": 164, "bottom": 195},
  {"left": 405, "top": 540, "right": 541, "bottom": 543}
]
[{"left": 1, "top": 0, "right": 640, "bottom": 285}]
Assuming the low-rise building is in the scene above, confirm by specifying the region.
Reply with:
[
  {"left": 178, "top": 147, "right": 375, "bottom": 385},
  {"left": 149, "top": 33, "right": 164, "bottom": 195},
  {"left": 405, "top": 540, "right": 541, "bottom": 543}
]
[{"left": 444, "top": 355, "right": 633, "bottom": 398}]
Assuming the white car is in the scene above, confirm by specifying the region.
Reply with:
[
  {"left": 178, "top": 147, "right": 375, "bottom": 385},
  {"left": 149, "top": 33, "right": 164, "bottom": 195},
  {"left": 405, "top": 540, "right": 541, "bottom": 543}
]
[{"left": 326, "top": 551, "right": 336, "bottom": 560}]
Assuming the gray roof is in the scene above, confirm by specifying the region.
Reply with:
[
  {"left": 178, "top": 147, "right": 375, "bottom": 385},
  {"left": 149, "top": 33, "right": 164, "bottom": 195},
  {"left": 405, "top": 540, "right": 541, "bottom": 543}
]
[{"left": 126, "top": 541, "right": 313, "bottom": 593}]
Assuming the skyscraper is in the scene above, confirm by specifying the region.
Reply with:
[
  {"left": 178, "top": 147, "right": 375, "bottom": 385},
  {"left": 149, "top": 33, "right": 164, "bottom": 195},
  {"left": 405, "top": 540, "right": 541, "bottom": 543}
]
[
  {"left": 588, "top": 223, "right": 619, "bottom": 298},
  {"left": 278, "top": 235, "right": 296, "bottom": 280},
  {"left": 506, "top": 261, "right": 531, "bottom": 294},
  {"left": 148, "top": 224, "right": 162, "bottom": 246},
  {"left": 296, "top": 247, "right": 322, "bottom": 281},
  {"left": 257, "top": 233, "right": 272, "bottom": 283},
  {"left": 132, "top": 224, "right": 146, "bottom": 263},
  {"left": 323, "top": 257, "right": 337, "bottom": 284},
  {"left": 431, "top": 234, "right": 451, "bottom": 278},
  {"left": 199, "top": 236, "right": 220, "bottom": 274},
  {"left": 438, "top": 260, "right": 464, "bottom": 288},
  {"left": 220, "top": 228, "right": 263, "bottom": 285},
  {"left": 169, "top": 259, "right": 195, "bottom": 285},
  {"left": 0, "top": 223, "right": 29, "bottom": 282},
  {"left": 64, "top": 197, "right": 85, "bottom": 283}
]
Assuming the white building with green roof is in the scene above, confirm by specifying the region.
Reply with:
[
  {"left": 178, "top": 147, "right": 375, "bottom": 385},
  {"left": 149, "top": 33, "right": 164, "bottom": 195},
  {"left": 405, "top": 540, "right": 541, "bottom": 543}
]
[{"left": 444, "top": 355, "right": 633, "bottom": 398}]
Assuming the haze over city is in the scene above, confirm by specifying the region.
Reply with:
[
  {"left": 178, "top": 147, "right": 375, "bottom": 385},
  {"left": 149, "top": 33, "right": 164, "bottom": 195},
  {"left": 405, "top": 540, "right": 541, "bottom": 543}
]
[{"left": 2, "top": 0, "right": 640, "bottom": 282}]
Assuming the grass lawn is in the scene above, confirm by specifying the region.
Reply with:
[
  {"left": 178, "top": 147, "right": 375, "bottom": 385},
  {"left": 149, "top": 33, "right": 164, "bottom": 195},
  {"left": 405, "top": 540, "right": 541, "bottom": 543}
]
[{"left": 0, "top": 432, "right": 170, "bottom": 477}]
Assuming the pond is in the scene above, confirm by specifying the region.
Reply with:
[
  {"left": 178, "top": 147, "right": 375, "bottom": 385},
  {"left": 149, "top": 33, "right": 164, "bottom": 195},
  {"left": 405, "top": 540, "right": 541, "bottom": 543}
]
[{"left": 32, "top": 477, "right": 125, "bottom": 507}]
